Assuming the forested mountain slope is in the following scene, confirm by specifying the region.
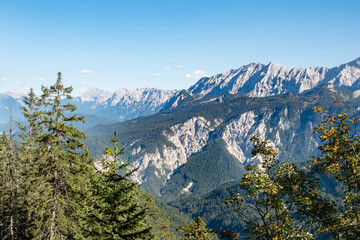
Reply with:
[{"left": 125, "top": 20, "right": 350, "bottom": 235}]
[{"left": 86, "top": 84, "right": 360, "bottom": 201}]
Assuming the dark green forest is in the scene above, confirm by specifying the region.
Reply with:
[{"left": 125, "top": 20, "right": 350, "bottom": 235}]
[{"left": 0, "top": 74, "right": 360, "bottom": 239}]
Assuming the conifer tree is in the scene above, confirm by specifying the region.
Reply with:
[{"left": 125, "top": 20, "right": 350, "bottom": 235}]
[
  {"left": 24, "top": 72, "right": 92, "bottom": 239},
  {"left": 0, "top": 91, "right": 40, "bottom": 239},
  {"left": 179, "top": 217, "right": 216, "bottom": 240},
  {"left": 85, "top": 131, "right": 152, "bottom": 239},
  {"left": 0, "top": 133, "right": 26, "bottom": 239},
  {"left": 18, "top": 88, "right": 43, "bottom": 157},
  {"left": 17, "top": 88, "right": 46, "bottom": 238},
  {"left": 140, "top": 190, "right": 174, "bottom": 240}
]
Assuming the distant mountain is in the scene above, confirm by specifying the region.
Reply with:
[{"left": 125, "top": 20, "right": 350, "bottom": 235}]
[
  {"left": 86, "top": 84, "right": 360, "bottom": 201},
  {"left": 0, "top": 91, "right": 25, "bottom": 124},
  {"left": 164, "top": 57, "right": 360, "bottom": 110},
  {"left": 0, "top": 90, "right": 118, "bottom": 133},
  {"left": 0, "top": 87, "right": 176, "bottom": 132},
  {"left": 191, "top": 57, "right": 360, "bottom": 96},
  {"left": 71, "top": 58, "right": 360, "bottom": 201},
  {"left": 2, "top": 58, "right": 359, "bottom": 126},
  {"left": 73, "top": 87, "right": 176, "bottom": 121}
]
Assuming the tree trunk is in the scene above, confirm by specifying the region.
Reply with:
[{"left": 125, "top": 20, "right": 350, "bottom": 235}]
[{"left": 50, "top": 168, "right": 58, "bottom": 240}]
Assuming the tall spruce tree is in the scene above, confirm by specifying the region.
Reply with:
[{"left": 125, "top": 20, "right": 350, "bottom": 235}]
[
  {"left": 85, "top": 131, "right": 152, "bottom": 239},
  {"left": 0, "top": 133, "right": 27, "bottom": 239},
  {"left": 23, "top": 73, "right": 93, "bottom": 239},
  {"left": 179, "top": 217, "right": 216, "bottom": 240},
  {"left": 17, "top": 88, "right": 45, "bottom": 238},
  {"left": 0, "top": 99, "right": 29, "bottom": 239},
  {"left": 18, "top": 88, "right": 43, "bottom": 158}
]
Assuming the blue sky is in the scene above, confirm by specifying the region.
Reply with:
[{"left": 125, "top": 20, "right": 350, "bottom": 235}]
[{"left": 0, "top": 0, "right": 359, "bottom": 96}]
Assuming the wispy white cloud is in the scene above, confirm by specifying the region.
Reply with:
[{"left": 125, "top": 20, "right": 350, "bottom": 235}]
[
  {"left": 176, "top": 65, "right": 183, "bottom": 69},
  {"left": 24, "top": 87, "right": 31, "bottom": 91},
  {"left": 16, "top": 81, "right": 22, "bottom": 85},
  {"left": 38, "top": 77, "right": 45, "bottom": 81},
  {"left": 185, "top": 70, "right": 207, "bottom": 79},
  {"left": 147, "top": 73, "right": 162, "bottom": 77},
  {"left": 80, "top": 69, "right": 94, "bottom": 74},
  {"left": 80, "top": 82, "right": 87, "bottom": 85},
  {"left": 2, "top": 77, "right": 7, "bottom": 82},
  {"left": 164, "top": 66, "right": 171, "bottom": 70}
]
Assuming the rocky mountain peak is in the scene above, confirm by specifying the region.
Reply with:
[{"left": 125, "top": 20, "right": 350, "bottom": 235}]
[
  {"left": 347, "top": 57, "right": 360, "bottom": 68},
  {"left": 0, "top": 90, "right": 25, "bottom": 100},
  {"left": 81, "top": 87, "right": 113, "bottom": 102},
  {"left": 75, "top": 87, "right": 177, "bottom": 121},
  {"left": 186, "top": 57, "right": 360, "bottom": 99}
]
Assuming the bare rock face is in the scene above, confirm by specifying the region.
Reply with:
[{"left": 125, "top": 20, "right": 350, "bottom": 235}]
[
  {"left": 187, "top": 58, "right": 360, "bottom": 98},
  {"left": 221, "top": 111, "right": 268, "bottom": 164},
  {"left": 130, "top": 116, "right": 222, "bottom": 184}
]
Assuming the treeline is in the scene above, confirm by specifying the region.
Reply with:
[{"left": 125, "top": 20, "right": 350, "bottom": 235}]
[{"left": 0, "top": 73, "right": 178, "bottom": 239}]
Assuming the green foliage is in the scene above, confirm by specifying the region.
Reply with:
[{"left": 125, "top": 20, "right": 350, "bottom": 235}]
[
  {"left": 18, "top": 73, "right": 93, "bottom": 239},
  {"left": 140, "top": 190, "right": 176, "bottom": 240},
  {"left": 179, "top": 217, "right": 217, "bottom": 240},
  {"left": 312, "top": 101, "right": 360, "bottom": 239},
  {"left": 225, "top": 136, "right": 330, "bottom": 240},
  {"left": 0, "top": 134, "right": 27, "bottom": 239},
  {"left": 1, "top": 73, "right": 178, "bottom": 239},
  {"left": 84, "top": 132, "right": 152, "bottom": 239},
  {"left": 16, "top": 88, "right": 45, "bottom": 239},
  {"left": 151, "top": 197, "right": 192, "bottom": 238},
  {"left": 18, "top": 88, "right": 43, "bottom": 147},
  {"left": 169, "top": 180, "right": 246, "bottom": 234}
]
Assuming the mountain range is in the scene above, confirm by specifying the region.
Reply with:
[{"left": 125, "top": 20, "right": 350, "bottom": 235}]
[
  {"left": 73, "top": 87, "right": 176, "bottom": 121},
  {"left": 192, "top": 57, "right": 360, "bottom": 96},
  {"left": 0, "top": 87, "right": 176, "bottom": 132},
  {"left": 85, "top": 84, "right": 360, "bottom": 200},
  {"left": 1, "top": 58, "right": 360, "bottom": 199},
  {"left": 2, "top": 57, "right": 360, "bottom": 232},
  {"left": 164, "top": 57, "right": 360, "bottom": 109},
  {"left": 83, "top": 57, "right": 360, "bottom": 199},
  {"left": 1, "top": 57, "right": 359, "bottom": 126}
]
